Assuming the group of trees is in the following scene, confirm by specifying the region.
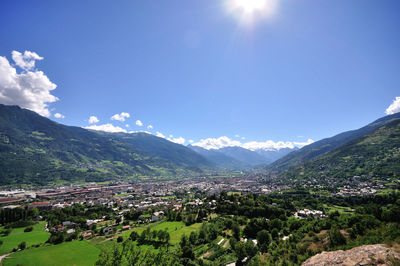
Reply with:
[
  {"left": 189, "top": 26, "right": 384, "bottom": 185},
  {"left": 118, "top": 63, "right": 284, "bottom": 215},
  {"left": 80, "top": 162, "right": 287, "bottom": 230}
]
[
  {"left": 43, "top": 204, "right": 113, "bottom": 228},
  {"left": 0, "top": 207, "right": 39, "bottom": 225}
]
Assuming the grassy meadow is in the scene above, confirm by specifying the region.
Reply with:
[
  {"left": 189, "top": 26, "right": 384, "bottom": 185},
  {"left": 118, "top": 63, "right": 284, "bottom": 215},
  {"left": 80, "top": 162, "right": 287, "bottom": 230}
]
[
  {"left": 0, "top": 221, "right": 49, "bottom": 255},
  {"left": 3, "top": 240, "right": 100, "bottom": 266}
]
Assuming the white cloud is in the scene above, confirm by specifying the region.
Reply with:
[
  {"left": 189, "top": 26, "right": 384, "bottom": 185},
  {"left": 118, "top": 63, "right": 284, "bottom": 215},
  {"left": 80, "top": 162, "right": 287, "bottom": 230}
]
[
  {"left": 154, "top": 131, "right": 185, "bottom": 145},
  {"left": 192, "top": 136, "right": 314, "bottom": 151},
  {"left": 168, "top": 136, "right": 185, "bottom": 145},
  {"left": 293, "top": 139, "right": 315, "bottom": 147},
  {"left": 234, "top": 134, "right": 240, "bottom": 138},
  {"left": 147, "top": 125, "right": 153, "bottom": 129},
  {"left": 54, "top": 113, "right": 65, "bottom": 119},
  {"left": 156, "top": 131, "right": 166, "bottom": 138},
  {"left": 129, "top": 130, "right": 151, "bottom": 134},
  {"left": 0, "top": 51, "right": 58, "bottom": 117},
  {"left": 85, "top": 123, "right": 127, "bottom": 133},
  {"left": 241, "top": 136, "right": 246, "bottom": 140},
  {"left": 189, "top": 140, "right": 194, "bottom": 143},
  {"left": 88, "top": 116, "right": 99, "bottom": 124},
  {"left": 192, "top": 136, "right": 242, "bottom": 150},
  {"left": 125, "top": 124, "right": 129, "bottom": 127},
  {"left": 385, "top": 96, "right": 400, "bottom": 115},
  {"left": 111, "top": 112, "right": 130, "bottom": 121},
  {"left": 136, "top": 120, "right": 143, "bottom": 126},
  {"left": 11, "top": 50, "right": 43, "bottom": 70}
]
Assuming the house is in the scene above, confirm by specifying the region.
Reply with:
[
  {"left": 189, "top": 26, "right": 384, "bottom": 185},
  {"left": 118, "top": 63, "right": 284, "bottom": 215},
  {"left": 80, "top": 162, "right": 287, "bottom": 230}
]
[
  {"left": 151, "top": 211, "right": 164, "bottom": 222},
  {"left": 122, "top": 225, "right": 131, "bottom": 231},
  {"left": 82, "top": 232, "right": 92, "bottom": 238},
  {"left": 29, "top": 201, "right": 52, "bottom": 210},
  {"left": 54, "top": 225, "right": 65, "bottom": 232}
]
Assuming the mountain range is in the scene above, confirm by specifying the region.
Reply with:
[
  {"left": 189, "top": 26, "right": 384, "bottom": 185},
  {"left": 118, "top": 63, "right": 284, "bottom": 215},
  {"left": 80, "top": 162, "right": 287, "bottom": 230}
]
[
  {"left": 188, "top": 145, "right": 295, "bottom": 169},
  {"left": 0, "top": 104, "right": 210, "bottom": 185},
  {"left": 0, "top": 104, "right": 399, "bottom": 185},
  {"left": 270, "top": 112, "right": 400, "bottom": 171},
  {"left": 281, "top": 117, "right": 400, "bottom": 180}
]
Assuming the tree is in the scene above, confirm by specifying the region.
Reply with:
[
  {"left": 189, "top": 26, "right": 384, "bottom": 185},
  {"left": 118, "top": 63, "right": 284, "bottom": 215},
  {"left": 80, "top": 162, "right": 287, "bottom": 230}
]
[
  {"left": 181, "top": 246, "right": 194, "bottom": 260},
  {"left": 130, "top": 231, "right": 139, "bottom": 241},
  {"left": 18, "top": 241, "right": 26, "bottom": 250},
  {"left": 257, "top": 230, "right": 271, "bottom": 252},
  {"left": 232, "top": 222, "right": 241, "bottom": 240},
  {"left": 329, "top": 228, "right": 346, "bottom": 247},
  {"left": 234, "top": 242, "right": 247, "bottom": 265},
  {"left": 189, "top": 231, "right": 197, "bottom": 245}
]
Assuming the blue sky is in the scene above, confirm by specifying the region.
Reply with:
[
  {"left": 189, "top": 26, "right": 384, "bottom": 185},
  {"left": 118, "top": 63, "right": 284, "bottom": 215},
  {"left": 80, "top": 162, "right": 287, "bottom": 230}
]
[{"left": 0, "top": 0, "right": 399, "bottom": 149}]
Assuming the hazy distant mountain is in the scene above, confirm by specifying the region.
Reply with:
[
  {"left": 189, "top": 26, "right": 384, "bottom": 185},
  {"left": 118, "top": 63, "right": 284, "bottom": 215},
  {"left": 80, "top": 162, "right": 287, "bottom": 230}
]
[
  {"left": 188, "top": 145, "right": 248, "bottom": 169},
  {"left": 271, "top": 112, "right": 400, "bottom": 171},
  {"left": 217, "top": 146, "right": 270, "bottom": 166},
  {"left": 189, "top": 145, "right": 297, "bottom": 168},
  {"left": 253, "top": 147, "right": 298, "bottom": 164},
  {"left": 0, "top": 104, "right": 211, "bottom": 185}
]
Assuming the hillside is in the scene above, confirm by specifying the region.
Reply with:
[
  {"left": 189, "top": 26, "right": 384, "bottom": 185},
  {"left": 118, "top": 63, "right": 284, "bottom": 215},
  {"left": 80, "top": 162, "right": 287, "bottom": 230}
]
[
  {"left": 0, "top": 105, "right": 211, "bottom": 185},
  {"left": 282, "top": 118, "right": 400, "bottom": 181},
  {"left": 271, "top": 112, "right": 400, "bottom": 170},
  {"left": 188, "top": 145, "right": 249, "bottom": 169}
]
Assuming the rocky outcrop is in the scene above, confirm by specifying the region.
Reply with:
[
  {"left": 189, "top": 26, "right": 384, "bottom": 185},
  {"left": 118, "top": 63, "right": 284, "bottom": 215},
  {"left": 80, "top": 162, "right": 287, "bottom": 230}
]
[{"left": 302, "top": 244, "right": 400, "bottom": 266}]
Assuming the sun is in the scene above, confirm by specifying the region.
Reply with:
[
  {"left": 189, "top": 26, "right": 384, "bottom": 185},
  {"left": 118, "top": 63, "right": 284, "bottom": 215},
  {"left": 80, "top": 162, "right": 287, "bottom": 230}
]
[
  {"left": 228, "top": 0, "right": 277, "bottom": 22},
  {"left": 234, "top": 0, "right": 268, "bottom": 13}
]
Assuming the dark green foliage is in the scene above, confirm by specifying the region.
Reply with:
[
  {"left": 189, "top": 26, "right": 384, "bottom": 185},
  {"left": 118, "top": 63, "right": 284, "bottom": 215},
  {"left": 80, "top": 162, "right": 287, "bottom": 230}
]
[
  {"left": 48, "top": 231, "right": 66, "bottom": 244},
  {"left": 18, "top": 241, "right": 26, "bottom": 250},
  {"left": 0, "top": 207, "right": 38, "bottom": 225},
  {"left": 256, "top": 230, "right": 271, "bottom": 252},
  {"left": 328, "top": 228, "right": 346, "bottom": 247},
  {"left": 96, "top": 242, "right": 179, "bottom": 266}
]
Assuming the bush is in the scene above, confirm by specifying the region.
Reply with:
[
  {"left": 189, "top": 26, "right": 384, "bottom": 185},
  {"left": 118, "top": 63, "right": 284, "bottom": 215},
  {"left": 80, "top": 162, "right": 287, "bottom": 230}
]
[
  {"left": 5, "top": 221, "right": 35, "bottom": 229},
  {"left": 117, "top": 236, "right": 123, "bottom": 243},
  {"left": 329, "top": 228, "right": 347, "bottom": 247},
  {"left": 24, "top": 226, "right": 33, "bottom": 232},
  {"left": 0, "top": 229, "right": 11, "bottom": 236},
  {"left": 18, "top": 241, "right": 26, "bottom": 250}
]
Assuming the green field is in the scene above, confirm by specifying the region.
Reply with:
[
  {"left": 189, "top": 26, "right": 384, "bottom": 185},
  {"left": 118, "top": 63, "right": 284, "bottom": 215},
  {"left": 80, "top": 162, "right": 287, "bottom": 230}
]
[
  {"left": 0, "top": 222, "right": 50, "bottom": 255},
  {"left": 3, "top": 240, "right": 100, "bottom": 266},
  {"left": 120, "top": 221, "right": 202, "bottom": 245},
  {"left": 323, "top": 204, "right": 354, "bottom": 214}
]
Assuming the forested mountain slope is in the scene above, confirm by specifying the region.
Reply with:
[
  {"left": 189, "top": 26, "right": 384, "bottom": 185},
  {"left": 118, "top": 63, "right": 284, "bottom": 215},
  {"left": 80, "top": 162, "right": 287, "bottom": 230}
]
[{"left": 0, "top": 104, "right": 211, "bottom": 185}]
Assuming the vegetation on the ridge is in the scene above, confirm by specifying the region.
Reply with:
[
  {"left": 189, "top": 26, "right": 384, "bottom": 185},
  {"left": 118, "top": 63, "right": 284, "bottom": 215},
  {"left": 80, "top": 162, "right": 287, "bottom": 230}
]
[
  {"left": 282, "top": 119, "right": 400, "bottom": 182},
  {"left": 0, "top": 104, "right": 211, "bottom": 185},
  {"left": 271, "top": 112, "right": 400, "bottom": 171}
]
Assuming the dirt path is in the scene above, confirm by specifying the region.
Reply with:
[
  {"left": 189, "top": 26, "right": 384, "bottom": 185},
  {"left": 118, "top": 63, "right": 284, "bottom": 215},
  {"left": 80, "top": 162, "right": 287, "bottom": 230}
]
[{"left": 0, "top": 253, "right": 13, "bottom": 265}]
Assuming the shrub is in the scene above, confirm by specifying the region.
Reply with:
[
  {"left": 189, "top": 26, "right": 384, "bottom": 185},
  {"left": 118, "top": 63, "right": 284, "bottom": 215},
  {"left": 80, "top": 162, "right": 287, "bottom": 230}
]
[
  {"left": 18, "top": 241, "right": 26, "bottom": 250},
  {"left": 24, "top": 226, "right": 33, "bottom": 232}
]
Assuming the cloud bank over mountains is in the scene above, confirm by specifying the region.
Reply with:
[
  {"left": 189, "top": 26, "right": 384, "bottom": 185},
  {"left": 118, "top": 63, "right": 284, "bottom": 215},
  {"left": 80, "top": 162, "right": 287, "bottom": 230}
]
[
  {"left": 192, "top": 136, "right": 314, "bottom": 151},
  {"left": 0, "top": 50, "right": 58, "bottom": 117}
]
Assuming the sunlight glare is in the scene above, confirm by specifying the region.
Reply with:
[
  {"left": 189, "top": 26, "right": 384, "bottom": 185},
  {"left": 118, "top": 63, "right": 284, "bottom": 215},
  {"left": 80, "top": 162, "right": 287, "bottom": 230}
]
[
  {"left": 235, "top": 0, "right": 267, "bottom": 13},
  {"left": 227, "top": 0, "right": 278, "bottom": 23}
]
